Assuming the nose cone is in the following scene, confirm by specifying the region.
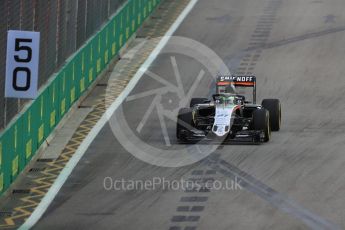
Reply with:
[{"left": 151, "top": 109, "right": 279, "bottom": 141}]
[
  {"left": 212, "top": 124, "right": 230, "bottom": 137},
  {"left": 212, "top": 105, "right": 237, "bottom": 137}
]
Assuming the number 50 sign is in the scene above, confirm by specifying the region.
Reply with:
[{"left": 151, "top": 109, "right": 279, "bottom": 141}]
[{"left": 5, "top": 30, "right": 40, "bottom": 99}]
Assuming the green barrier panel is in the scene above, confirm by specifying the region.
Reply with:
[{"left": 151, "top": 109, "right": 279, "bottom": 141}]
[
  {"left": 22, "top": 105, "right": 38, "bottom": 162},
  {"left": 39, "top": 90, "right": 51, "bottom": 142},
  {"left": 137, "top": 0, "right": 143, "bottom": 28},
  {"left": 59, "top": 67, "right": 70, "bottom": 118},
  {"left": 104, "top": 23, "right": 111, "bottom": 65},
  {"left": 70, "top": 56, "right": 78, "bottom": 100},
  {"left": 110, "top": 16, "right": 118, "bottom": 58},
  {"left": 80, "top": 50, "right": 87, "bottom": 95},
  {"left": 33, "top": 94, "right": 45, "bottom": 147},
  {"left": 85, "top": 40, "right": 96, "bottom": 86},
  {"left": 0, "top": 169, "right": 4, "bottom": 194},
  {"left": 143, "top": 0, "right": 148, "bottom": 19},
  {"left": 62, "top": 62, "right": 76, "bottom": 107},
  {"left": 90, "top": 39, "right": 98, "bottom": 83},
  {"left": 83, "top": 43, "right": 93, "bottom": 88},
  {"left": 119, "top": 9, "right": 125, "bottom": 49},
  {"left": 135, "top": 0, "right": 141, "bottom": 30},
  {"left": 130, "top": 0, "right": 136, "bottom": 34},
  {"left": 148, "top": 0, "right": 152, "bottom": 15},
  {"left": 109, "top": 17, "right": 116, "bottom": 58},
  {"left": 94, "top": 34, "right": 101, "bottom": 76},
  {"left": 70, "top": 62, "right": 78, "bottom": 105},
  {"left": 16, "top": 116, "right": 26, "bottom": 173},
  {"left": 6, "top": 122, "right": 20, "bottom": 181},
  {"left": 29, "top": 98, "right": 39, "bottom": 151},
  {"left": 47, "top": 77, "right": 60, "bottom": 131},
  {"left": 0, "top": 131, "right": 10, "bottom": 193},
  {"left": 99, "top": 28, "right": 107, "bottom": 71},
  {"left": 0, "top": 133, "right": 5, "bottom": 193},
  {"left": 130, "top": 0, "right": 134, "bottom": 34},
  {"left": 116, "top": 11, "right": 122, "bottom": 51},
  {"left": 73, "top": 53, "right": 83, "bottom": 99},
  {"left": 123, "top": 3, "right": 131, "bottom": 40}
]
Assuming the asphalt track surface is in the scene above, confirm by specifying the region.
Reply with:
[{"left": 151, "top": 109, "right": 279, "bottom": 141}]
[{"left": 34, "top": 0, "right": 345, "bottom": 229}]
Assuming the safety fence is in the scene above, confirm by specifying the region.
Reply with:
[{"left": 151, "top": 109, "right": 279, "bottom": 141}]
[
  {"left": 0, "top": 0, "right": 127, "bottom": 130},
  {"left": 0, "top": 0, "right": 161, "bottom": 195}
]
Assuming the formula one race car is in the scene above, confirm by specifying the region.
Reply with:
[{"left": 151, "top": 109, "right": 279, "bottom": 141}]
[{"left": 176, "top": 75, "right": 281, "bottom": 143}]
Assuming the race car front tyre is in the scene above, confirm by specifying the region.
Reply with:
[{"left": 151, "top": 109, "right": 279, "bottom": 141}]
[
  {"left": 262, "top": 99, "right": 281, "bottom": 131},
  {"left": 253, "top": 109, "right": 271, "bottom": 142},
  {"left": 190, "top": 98, "right": 209, "bottom": 108},
  {"left": 176, "top": 108, "right": 193, "bottom": 140}
]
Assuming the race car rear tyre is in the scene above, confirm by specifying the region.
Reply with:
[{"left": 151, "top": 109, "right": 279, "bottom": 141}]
[
  {"left": 253, "top": 109, "right": 271, "bottom": 142},
  {"left": 176, "top": 108, "right": 193, "bottom": 140},
  {"left": 262, "top": 99, "right": 281, "bottom": 131},
  {"left": 190, "top": 98, "right": 209, "bottom": 107}
]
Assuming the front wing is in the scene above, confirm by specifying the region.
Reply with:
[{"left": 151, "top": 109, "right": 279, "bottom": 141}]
[{"left": 178, "top": 129, "right": 265, "bottom": 144}]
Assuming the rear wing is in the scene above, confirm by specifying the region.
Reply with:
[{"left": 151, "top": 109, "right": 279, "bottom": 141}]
[{"left": 217, "top": 75, "right": 257, "bottom": 103}]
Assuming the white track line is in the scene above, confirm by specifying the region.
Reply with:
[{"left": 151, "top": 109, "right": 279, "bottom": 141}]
[{"left": 19, "top": 0, "right": 199, "bottom": 229}]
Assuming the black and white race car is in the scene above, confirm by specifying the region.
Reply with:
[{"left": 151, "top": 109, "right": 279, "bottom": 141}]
[{"left": 176, "top": 76, "right": 281, "bottom": 143}]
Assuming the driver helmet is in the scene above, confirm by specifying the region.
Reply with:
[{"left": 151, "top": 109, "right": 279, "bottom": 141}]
[{"left": 225, "top": 96, "right": 236, "bottom": 105}]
